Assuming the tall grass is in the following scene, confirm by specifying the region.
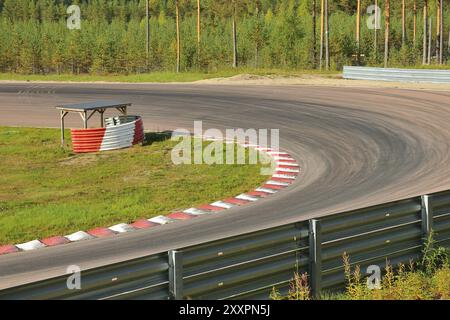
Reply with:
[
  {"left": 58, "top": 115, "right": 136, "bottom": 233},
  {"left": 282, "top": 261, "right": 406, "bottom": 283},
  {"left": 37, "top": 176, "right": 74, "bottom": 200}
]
[{"left": 271, "top": 233, "right": 450, "bottom": 300}]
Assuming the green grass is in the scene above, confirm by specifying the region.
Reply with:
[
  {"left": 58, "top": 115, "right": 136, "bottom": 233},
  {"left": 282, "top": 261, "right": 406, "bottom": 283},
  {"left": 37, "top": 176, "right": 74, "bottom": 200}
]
[
  {"left": 0, "top": 127, "right": 270, "bottom": 245},
  {"left": 0, "top": 69, "right": 338, "bottom": 83}
]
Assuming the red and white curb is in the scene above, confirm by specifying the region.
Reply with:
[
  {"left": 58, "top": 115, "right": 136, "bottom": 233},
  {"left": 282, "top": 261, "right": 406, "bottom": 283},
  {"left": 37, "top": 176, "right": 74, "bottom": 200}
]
[{"left": 0, "top": 138, "right": 300, "bottom": 256}]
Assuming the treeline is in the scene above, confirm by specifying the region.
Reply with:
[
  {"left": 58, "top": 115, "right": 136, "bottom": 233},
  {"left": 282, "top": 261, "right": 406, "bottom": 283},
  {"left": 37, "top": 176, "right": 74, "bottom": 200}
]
[{"left": 0, "top": 0, "right": 448, "bottom": 74}]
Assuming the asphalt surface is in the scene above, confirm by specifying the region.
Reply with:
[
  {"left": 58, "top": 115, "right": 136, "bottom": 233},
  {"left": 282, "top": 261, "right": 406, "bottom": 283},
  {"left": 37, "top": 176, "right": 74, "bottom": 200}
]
[{"left": 0, "top": 82, "right": 449, "bottom": 289}]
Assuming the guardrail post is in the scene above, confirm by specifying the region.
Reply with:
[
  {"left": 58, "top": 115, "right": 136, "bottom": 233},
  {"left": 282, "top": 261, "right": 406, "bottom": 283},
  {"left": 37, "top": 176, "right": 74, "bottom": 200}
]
[
  {"left": 168, "top": 250, "right": 183, "bottom": 300},
  {"left": 421, "top": 195, "right": 433, "bottom": 240},
  {"left": 309, "top": 219, "right": 322, "bottom": 299}
]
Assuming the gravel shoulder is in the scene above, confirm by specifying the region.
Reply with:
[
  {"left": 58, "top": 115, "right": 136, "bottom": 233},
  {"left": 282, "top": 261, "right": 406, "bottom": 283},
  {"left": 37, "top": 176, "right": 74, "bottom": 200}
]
[
  {"left": 194, "top": 74, "right": 450, "bottom": 91},
  {"left": 1, "top": 73, "right": 450, "bottom": 91}
]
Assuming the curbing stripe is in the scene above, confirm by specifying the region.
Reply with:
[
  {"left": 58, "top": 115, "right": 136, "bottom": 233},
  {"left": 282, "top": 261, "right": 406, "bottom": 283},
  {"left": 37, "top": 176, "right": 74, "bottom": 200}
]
[
  {"left": 148, "top": 216, "right": 173, "bottom": 225},
  {"left": 262, "top": 184, "right": 286, "bottom": 190},
  {"left": 272, "top": 173, "right": 297, "bottom": 180},
  {"left": 16, "top": 240, "right": 46, "bottom": 251},
  {"left": 88, "top": 227, "right": 116, "bottom": 238},
  {"left": 65, "top": 231, "right": 94, "bottom": 242},
  {"left": 167, "top": 212, "right": 196, "bottom": 220},
  {"left": 183, "top": 208, "right": 210, "bottom": 215},
  {"left": 266, "top": 151, "right": 292, "bottom": 158},
  {"left": 235, "top": 194, "right": 259, "bottom": 202},
  {"left": 197, "top": 204, "right": 227, "bottom": 212},
  {"left": 131, "top": 219, "right": 158, "bottom": 229},
  {"left": 277, "top": 162, "right": 299, "bottom": 167},
  {"left": 271, "top": 177, "right": 295, "bottom": 183},
  {"left": 275, "top": 171, "right": 297, "bottom": 176},
  {"left": 276, "top": 167, "right": 300, "bottom": 173},
  {"left": 109, "top": 223, "right": 136, "bottom": 234},
  {"left": 210, "top": 201, "right": 235, "bottom": 209},
  {"left": 41, "top": 236, "right": 70, "bottom": 247},
  {"left": 277, "top": 165, "right": 300, "bottom": 170},
  {"left": 223, "top": 197, "right": 250, "bottom": 205},
  {"left": 0, "top": 245, "right": 19, "bottom": 255},
  {"left": 255, "top": 187, "right": 278, "bottom": 194},
  {"left": 275, "top": 159, "right": 296, "bottom": 163},
  {"left": 265, "top": 180, "right": 290, "bottom": 186},
  {"left": 247, "top": 190, "right": 272, "bottom": 197},
  {"left": 273, "top": 156, "right": 295, "bottom": 161}
]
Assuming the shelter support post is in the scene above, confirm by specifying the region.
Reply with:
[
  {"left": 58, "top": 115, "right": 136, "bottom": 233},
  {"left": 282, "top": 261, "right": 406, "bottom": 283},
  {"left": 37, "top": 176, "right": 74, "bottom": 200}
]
[
  {"left": 116, "top": 106, "right": 128, "bottom": 116},
  {"left": 99, "top": 108, "right": 105, "bottom": 128},
  {"left": 60, "top": 111, "right": 68, "bottom": 147},
  {"left": 79, "top": 111, "right": 88, "bottom": 129}
]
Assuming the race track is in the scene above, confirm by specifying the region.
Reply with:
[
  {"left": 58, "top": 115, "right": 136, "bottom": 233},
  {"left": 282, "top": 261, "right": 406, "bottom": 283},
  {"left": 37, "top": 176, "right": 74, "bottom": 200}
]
[{"left": 0, "top": 82, "right": 449, "bottom": 289}]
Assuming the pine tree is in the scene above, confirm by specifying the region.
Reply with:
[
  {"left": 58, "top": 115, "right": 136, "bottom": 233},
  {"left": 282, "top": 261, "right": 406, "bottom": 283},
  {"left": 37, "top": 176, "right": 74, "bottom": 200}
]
[
  {"left": 0, "top": 0, "right": 448, "bottom": 74},
  {"left": 384, "top": 0, "right": 390, "bottom": 67}
]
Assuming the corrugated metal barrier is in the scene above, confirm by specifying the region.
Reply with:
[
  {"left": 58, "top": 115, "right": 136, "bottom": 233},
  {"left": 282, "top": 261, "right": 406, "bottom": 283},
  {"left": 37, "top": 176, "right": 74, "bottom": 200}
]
[
  {"left": 71, "top": 116, "right": 144, "bottom": 153},
  {"left": 343, "top": 66, "right": 450, "bottom": 83},
  {"left": 0, "top": 189, "right": 449, "bottom": 300}
]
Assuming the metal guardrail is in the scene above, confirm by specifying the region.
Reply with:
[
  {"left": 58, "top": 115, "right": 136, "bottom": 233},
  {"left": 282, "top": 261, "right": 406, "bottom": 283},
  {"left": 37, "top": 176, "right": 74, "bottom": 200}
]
[
  {"left": 181, "top": 222, "right": 309, "bottom": 300},
  {"left": 0, "top": 253, "right": 169, "bottom": 300},
  {"left": 343, "top": 66, "right": 450, "bottom": 83},
  {"left": 320, "top": 197, "right": 423, "bottom": 291},
  {"left": 0, "top": 190, "right": 449, "bottom": 300}
]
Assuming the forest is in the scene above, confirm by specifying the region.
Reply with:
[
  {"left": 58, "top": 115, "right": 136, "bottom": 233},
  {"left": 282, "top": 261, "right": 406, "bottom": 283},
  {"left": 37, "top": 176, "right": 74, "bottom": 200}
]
[{"left": 0, "top": 0, "right": 449, "bottom": 74}]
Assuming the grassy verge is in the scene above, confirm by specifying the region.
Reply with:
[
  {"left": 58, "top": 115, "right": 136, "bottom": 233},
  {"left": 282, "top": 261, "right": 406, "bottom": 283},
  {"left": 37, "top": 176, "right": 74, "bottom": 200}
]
[
  {"left": 0, "top": 127, "right": 270, "bottom": 245},
  {"left": 0, "top": 69, "right": 338, "bottom": 83},
  {"left": 271, "top": 234, "right": 450, "bottom": 300}
]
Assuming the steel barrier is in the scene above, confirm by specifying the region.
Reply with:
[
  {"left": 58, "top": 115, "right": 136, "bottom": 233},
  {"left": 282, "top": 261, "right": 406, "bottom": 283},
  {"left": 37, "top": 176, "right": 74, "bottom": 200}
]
[
  {"left": 0, "top": 253, "right": 168, "bottom": 300},
  {"left": 0, "top": 189, "right": 449, "bottom": 300},
  {"left": 343, "top": 66, "right": 450, "bottom": 83}
]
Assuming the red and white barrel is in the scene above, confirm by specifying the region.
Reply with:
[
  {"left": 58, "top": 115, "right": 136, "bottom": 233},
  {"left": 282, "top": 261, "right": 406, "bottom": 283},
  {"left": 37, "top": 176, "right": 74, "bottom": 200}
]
[{"left": 71, "top": 116, "right": 144, "bottom": 153}]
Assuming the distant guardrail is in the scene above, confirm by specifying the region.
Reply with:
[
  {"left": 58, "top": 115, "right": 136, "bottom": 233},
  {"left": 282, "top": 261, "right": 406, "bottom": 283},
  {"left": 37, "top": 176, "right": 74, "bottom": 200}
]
[
  {"left": 343, "top": 66, "right": 450, "bottom": 84},
  {"left": 0, "top": 189, "right": 449, "bottom": 300}
]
